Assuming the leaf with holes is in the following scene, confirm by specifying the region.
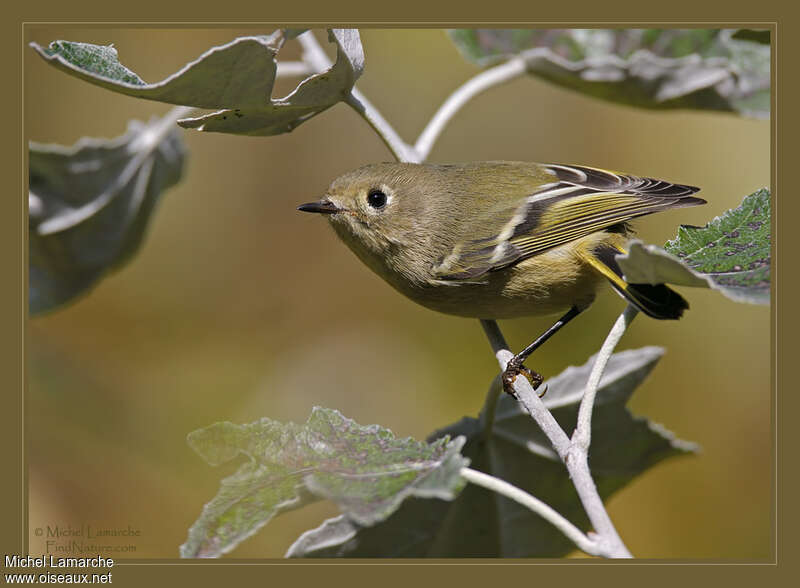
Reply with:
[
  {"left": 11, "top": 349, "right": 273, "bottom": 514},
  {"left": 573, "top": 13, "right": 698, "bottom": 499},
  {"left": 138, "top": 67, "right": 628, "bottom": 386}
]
[
  {"left": 617, "top": 188, "right": 770, "bottom": 305},
  {"left": 448, "top": 29, "right": 769, "bottom": 117},
  {"left": 30, "top": 29, "right": 364, "bottom": 136},
  {"left": 181, "top": 407, "right": 468, "bottom": 558},
  {"left": 29, "top": 116, "right": 186, "bottom": 314},
  {"left": 287, "top": 347, "right": 697, "bottom": 558}
]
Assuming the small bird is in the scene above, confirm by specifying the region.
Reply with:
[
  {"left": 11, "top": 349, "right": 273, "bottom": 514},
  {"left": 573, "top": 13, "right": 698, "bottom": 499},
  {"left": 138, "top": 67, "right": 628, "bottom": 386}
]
[{"left": 298, "top": 161, "right": 704, "bottom": 394}]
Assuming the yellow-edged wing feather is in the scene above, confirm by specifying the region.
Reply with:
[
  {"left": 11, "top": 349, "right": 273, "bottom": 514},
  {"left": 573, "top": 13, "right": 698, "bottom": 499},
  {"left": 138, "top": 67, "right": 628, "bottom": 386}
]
[{"left": 433, "top": 164, "right": 704, "bottom": 280}]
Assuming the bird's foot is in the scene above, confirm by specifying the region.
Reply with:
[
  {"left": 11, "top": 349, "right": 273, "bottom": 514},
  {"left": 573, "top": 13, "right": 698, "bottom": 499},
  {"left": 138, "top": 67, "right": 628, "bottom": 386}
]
[{"left": 502, "top": 359, "right": 546, "bottom": 398}]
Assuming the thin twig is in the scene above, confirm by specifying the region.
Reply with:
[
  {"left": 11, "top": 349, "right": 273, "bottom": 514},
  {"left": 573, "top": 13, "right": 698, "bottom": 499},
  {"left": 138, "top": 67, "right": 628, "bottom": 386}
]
[
  {"left": 572, "top": 304, "right": 639, "bottom": 451},
  {"left": 460, "top": 467, "right": 607, "bottom": 557},
  {"left": 479, "top": 319, "right": 571, "bottom": 458},
  {"left": 298, "top": 26, "right": 636, "bottom": 558},
  {"left": 480, "top": 317, "right": 633, "bottom": 558},
  {"left": 296, "top": 31, "right": 334, "bottom": 72},
  {"left": 414, "top": 57, "right": 527, "bottom": 161},
  {"left": 297, "top": 31, "right": 418, "bottom": 164},
  {"left": 559, "top": 305, "right": 639, "bottom": 558},
  {"left": 345, "top": 91, "right": 419, "bottom": 163},
  {"left": 564, "top": 451, "right": 632, "bottom": 558},
  {"left": 276, "top": 61, "right": 313, "bottom": 77},
  {"left": 300, "top": 33, "right": 532, "bottom": 163}
]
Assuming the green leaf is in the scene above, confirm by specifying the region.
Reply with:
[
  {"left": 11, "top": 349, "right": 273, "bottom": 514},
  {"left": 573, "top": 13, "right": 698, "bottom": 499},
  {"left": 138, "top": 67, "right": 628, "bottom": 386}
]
[
  {"left": 30, "top": 29, "right": 365, "bottom": 136},
  {"left": 617, "top": 188, "right": 770, "bottom": 305},
  {"left": 447, "top": 29, "right": 769, "bottom": 118},
  {"left": 287, "top": 348, "right": 697, "bottom": 558},
  {"left": 181, "top": 407, "right": 468, "bottom": 558},
  {"left": 42, "top": 41, "right": 146, "bottom": 85},
  {"left": 29, "top": 116, "right": 186, "bottom": 314}
]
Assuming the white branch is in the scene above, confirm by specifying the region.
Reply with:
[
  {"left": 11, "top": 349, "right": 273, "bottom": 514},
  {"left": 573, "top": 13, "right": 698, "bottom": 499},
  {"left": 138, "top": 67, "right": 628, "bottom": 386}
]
[
  {"left": 297, "top": 31, "right": 419, "bottom": 164},
  {"left": 345, "top": 91, "right": 420, "bottom": 163},
  {"left": 414, "top": 57, "right": 527, "bottom": 161},
  {"left": 296, "top": 31, "right": 334, "bottom": 72},
  {"left": 276, "top": 61, "right": 313, "bottom": 77},
  {"left": 563, "top": 451, "right": 632, "bottom": 558},
  {"left": 479, "top": 317, "right": 633, "bottom": 558},
  {"left": 299, "top": 32, "right": 531, "bottom": 164},
  {"left": 573, "top": 305, "right": 639, "bottom": 451},
  {"left": 558, "top": 305, "right": 639, "bottom": 558},
  {"left": 460, "top": 467, "right": 608, "bottom": 557},
  {"left": 479, "top": 319, "right": 571, "bottom": 458},
  {"left": 291, "top": 29, "right": 638, "bottom": 558}
]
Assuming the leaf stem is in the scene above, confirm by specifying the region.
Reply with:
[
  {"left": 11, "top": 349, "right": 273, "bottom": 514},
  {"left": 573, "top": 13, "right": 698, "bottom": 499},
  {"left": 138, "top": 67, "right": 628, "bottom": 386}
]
[
  {"left": 301, "top": 33, "right": 530, "bottom": 163},
  {"left": 276, "top": 61, "right": 313, "bottom": 77},
  {"left": 344, "top": 91, "right": 420, "bottom": 163},
  {"left": 296, "top": 30, "right": 334, "bottom": 71},
  {"left": 297, "top": 30, "right": 419, "bottom": 164},
  {"left": 460, "top": 467, "right": 606, "bottom": 557},
  {"left": 414, "top": 57, "right": 527, "bottom": 161}
]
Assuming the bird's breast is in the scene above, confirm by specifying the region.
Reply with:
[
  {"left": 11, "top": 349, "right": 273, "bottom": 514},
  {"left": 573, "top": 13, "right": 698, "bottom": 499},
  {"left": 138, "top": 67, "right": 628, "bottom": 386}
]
[{"left": 395, "top": 244, "right": 605, "bottom": 319}]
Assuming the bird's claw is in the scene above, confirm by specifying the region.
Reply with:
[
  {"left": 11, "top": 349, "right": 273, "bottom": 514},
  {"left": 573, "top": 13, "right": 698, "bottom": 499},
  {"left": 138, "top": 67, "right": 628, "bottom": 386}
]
[{"left": 502, "top": 360, "right": 546, "bottom": 398}]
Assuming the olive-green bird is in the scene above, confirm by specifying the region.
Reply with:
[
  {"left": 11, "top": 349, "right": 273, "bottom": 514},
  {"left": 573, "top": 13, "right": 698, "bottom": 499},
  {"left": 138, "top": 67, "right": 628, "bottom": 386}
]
[{"left": 298, "top": 161, "right": 704, "bottom": 393}]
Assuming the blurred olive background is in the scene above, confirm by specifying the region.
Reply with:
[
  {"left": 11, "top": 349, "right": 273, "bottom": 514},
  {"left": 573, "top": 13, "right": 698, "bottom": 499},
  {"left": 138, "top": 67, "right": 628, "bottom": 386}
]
[{"left": 24, "top": 28, "right": 771, "bottom": 559}]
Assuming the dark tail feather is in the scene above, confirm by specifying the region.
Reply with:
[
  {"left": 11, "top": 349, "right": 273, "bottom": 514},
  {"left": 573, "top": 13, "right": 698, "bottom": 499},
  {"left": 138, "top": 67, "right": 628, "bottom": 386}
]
[
  {"left": 588, "top": 243, "right": 689, "bottom": 320},
  {"left": 611, "top": 281, "right": 688, "bottom": 320}
]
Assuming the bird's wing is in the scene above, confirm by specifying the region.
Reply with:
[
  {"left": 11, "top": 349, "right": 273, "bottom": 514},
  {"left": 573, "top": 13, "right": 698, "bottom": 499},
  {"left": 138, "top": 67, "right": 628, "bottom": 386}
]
[{"left": 432, "top": 163, "right": 704, "bottom": 280}]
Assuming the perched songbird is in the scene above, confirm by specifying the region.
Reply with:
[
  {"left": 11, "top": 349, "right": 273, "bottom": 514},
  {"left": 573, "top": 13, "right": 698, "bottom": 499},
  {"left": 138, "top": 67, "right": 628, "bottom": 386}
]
[{"left": 298, "top": 161, "right": 704, "bottom": 393}]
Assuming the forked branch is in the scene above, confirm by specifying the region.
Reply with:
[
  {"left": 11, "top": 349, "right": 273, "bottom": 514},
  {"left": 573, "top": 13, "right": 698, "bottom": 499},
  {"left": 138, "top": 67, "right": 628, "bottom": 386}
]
[{"left": 298, "top": 29, "right": 635, "bottom": 558}]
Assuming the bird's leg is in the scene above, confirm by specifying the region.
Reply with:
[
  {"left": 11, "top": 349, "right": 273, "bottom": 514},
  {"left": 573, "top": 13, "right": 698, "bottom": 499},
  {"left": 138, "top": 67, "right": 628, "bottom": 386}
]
[{"left": 502, "top": 306, "right": 583, "bottom": 397}]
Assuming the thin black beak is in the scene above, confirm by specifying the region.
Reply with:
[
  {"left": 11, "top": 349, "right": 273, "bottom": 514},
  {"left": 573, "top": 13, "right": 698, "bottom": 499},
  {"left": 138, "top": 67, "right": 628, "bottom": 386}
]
[{"left": 297, "top": 200, "right": 340, "bottom": 215}]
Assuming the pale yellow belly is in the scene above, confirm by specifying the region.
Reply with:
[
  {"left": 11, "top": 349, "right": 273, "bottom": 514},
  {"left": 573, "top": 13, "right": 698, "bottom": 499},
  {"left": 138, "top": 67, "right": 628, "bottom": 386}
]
[{"left": 399, "top": 235, "right": 613, "bottom": 319}]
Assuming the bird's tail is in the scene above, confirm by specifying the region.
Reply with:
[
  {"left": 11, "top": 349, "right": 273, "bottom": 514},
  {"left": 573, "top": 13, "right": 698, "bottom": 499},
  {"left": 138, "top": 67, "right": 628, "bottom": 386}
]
[{"left": 583, "top": 243, "right": 688, "bottom": 320}]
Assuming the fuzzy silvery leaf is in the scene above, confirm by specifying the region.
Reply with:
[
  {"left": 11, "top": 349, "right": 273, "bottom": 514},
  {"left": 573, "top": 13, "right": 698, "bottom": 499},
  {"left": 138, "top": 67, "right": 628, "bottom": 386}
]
[
  {"left": 617, "top": 188, "right": 770, "bottom": 305},
  {"left": 30, "top": 34, "right": 284, "bottom": 109},
  {"left": 288, "top": 348, "right": 697, "bottom": 558},
  {"left": 29, "top": 116, "right": 186, "bottom": 314},
  {"left": 448, "top": 29, "right": 769, "bottom": 118},
  {"left": 30, "top": 30, "right": 365, "bottom": 136},
  {"left": 181, "top": 407, "right": 468, "bottom": 558}
]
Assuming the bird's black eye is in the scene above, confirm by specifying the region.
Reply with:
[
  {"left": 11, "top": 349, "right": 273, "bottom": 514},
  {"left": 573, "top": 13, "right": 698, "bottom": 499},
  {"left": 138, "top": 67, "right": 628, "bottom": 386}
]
[{"left": 367, "top": 189, "right": 387, "bottom": 209}]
